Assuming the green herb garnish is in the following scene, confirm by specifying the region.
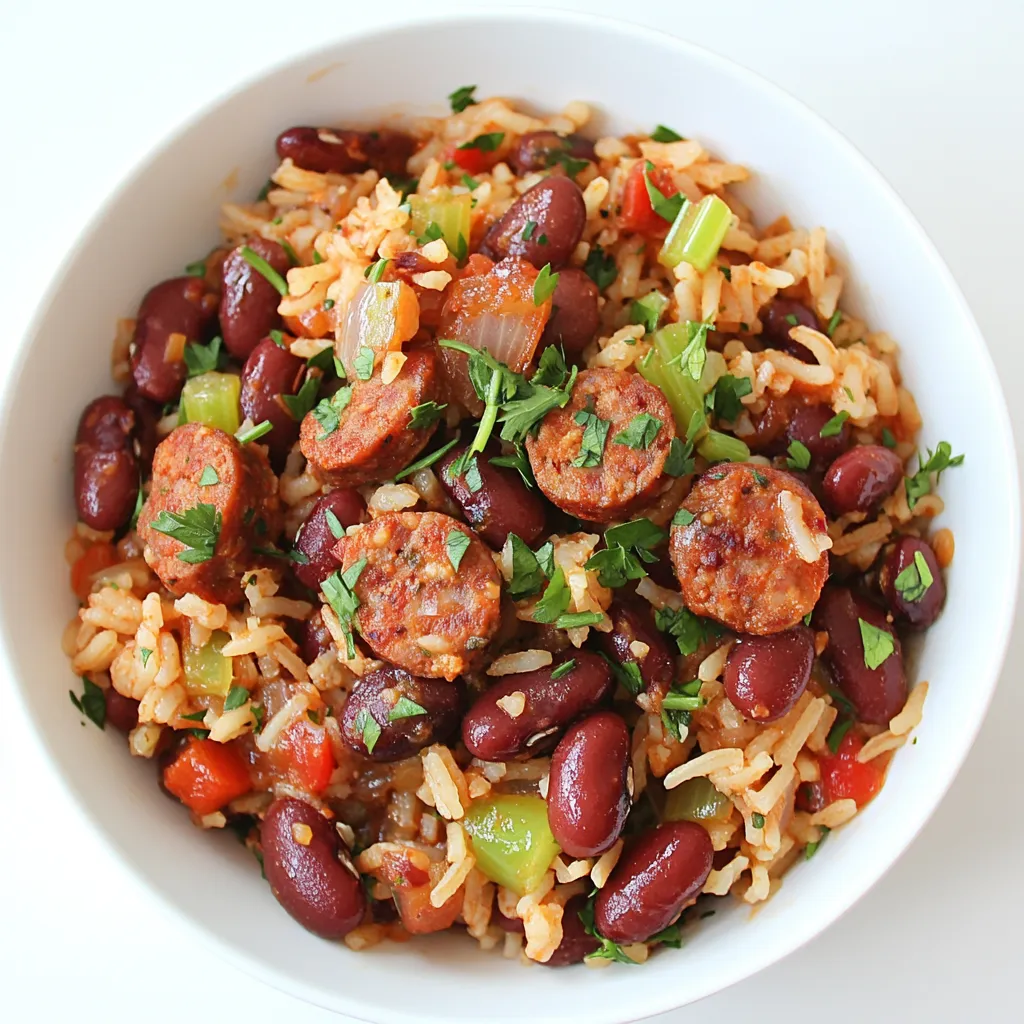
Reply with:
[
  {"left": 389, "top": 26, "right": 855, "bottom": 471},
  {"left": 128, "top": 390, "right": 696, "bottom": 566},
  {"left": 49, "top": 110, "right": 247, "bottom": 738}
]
[{"left": 150, "top": 503, "right": 221, "bottom": 564}]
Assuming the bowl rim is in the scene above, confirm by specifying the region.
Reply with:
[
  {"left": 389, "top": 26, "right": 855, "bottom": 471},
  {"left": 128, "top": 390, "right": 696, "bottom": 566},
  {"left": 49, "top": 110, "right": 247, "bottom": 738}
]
[{"left": 0, "top": 7, "right": 1019, "bottom": 1022}]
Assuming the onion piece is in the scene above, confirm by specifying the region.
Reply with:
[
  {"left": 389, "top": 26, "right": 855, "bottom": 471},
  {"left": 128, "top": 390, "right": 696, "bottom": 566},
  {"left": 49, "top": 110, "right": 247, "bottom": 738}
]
[{"left": 336, "top": 280, "right": 420, "bottom": 379}]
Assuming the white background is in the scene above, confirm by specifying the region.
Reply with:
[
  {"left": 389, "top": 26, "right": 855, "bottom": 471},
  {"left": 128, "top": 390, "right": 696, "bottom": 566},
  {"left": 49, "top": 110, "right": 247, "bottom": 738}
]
[{"left": 2, "top": 1, "right": 1021, "bottom": 1021}]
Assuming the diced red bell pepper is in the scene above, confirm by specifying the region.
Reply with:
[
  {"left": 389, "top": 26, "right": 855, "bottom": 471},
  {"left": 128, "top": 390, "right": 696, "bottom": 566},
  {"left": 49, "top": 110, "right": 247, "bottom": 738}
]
[
  {"left": 620, "top": 160, "right": 680, "bottom": 235},
  {"left": 274, "top": 719, "right": 336, "bottom": 795},
  {"left": 446, "top": 142, "right": 493, "bottom": 175},
  {"left": 378, "top": 850, "right": 464, "bottom": 935},
  {"left": 163, "top": 738, "right": 252, "bottom": 816},
  {"left": 818, "top": 732, "right": 888, "bottom": 808}
]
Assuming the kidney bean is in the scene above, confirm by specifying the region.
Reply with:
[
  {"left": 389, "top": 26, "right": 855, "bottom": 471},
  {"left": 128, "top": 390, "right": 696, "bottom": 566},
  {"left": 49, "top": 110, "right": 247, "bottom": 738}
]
[
  {"left": 547, "top": 711, "right": 631, "bottom": 858},
  {"left": 511, "top": 132, "right": 596, "bottom": 175},
  {"left": 122, "top": 384, "right": 161, "bottom": 468},
  {"left": 480, "top": 177, "right": 586, "bottom": 270},
  {"left": 746, "top": 397, "right": 792, "bottom": 455},
  {"left": 260, "top": 797, "right": 365, "bottom": 939},
  {"left": 239, "top": 336, "right": 306, "bottom": 468},
  {"left": 813, "top": 586, "right": 907, "bottom": 725},
  {"left": 879, "top": 536, "right": 946, "bottom": 630},
  {"left": 341, "top": 665, "right": 462, "bottom": 761},
  {"left": 596, "top": 598, "right": 675, "bottom": 703},
  {"left": 300, "top": 611, "right": 334, "bottom": 664},
  {"left": 437, "top": 443, "right": 546, "bottom": 548},
  {"left": 723, "top": 626, "right": 814, "bottom": 722},
  {"left": 219, "top": 240, "right": 290, "bottom": 360},
  {"left": 538, "top": 268, "right": 601, "bottom": 359},
  {"left": 594, "top": 821, "right": 713, "bottom": 943},
  {"left": 761, "top": 298, "right": 819, "bottom": 362},
  {"left": 785, "top": 404, "right": 851, "bottom": 471},
  {"left": 292, "top": 489, "right": 366, "bottom": 590},
  {"left": 462, "top": 651, "right": 612, "bottom": 761},
  {"left": 542, "top": 894, "right": 600, "bottom": 966},
  {"left": 276, "top": 126, "right": 415, "bottom": 177},
  {"left": 130, "top": 277, "right": 218, "bottom": 403},
  {"left": 104, "top": 688, "right": 140, "bottom": 733},
  {"left": 823, "top": 445, "right": 904, "bottom": 515},
  {"left": 73, "top": 397, "right": 139, "bottom": 531},
  {"left": 494, "top": 907, "right": 525, "bottom": 933}
]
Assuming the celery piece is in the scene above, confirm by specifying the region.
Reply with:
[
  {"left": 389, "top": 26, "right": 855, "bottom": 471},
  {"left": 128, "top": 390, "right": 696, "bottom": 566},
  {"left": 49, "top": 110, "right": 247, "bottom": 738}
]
[
  {"left": 658, "top": 194, "right": 733, "bottom": 272},
  {"left": 463, "top": 795, "right": 561, "bottom": 895},
  {"left": 182, "top": 629, "right": 233, "bottom": 697},
  {"left": 698, "top": 429, "right": 750, "bottom": 463},
  {"left": 408, "top": 190, "right": 473, "bottom": 260},
  {"left": 642, "top": 325, "right": 709, "bottom": 441},
  {"left": 629, "top": 290, "right": 669, "bottom": 334},
  {"left": 663, "top": 777, "right": 732, "bottom": 823},
  {"left": 181, "top": 372, "right": 241, "bottom": 434}
]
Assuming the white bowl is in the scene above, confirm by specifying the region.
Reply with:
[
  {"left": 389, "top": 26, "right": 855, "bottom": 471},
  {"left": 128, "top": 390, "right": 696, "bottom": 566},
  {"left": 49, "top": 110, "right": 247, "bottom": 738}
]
[{"left": 0, "top": 9, "right": 1018, "bottom": 1023}]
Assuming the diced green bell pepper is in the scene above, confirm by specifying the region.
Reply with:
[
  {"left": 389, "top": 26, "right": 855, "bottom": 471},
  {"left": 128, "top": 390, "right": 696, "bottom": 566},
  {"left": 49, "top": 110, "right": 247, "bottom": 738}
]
[
  {"left": 663, "top": 777, "right": 732, "bottom": 823},
  {"left": 182, "top": 629, "right": 233, "bottom": 697}
]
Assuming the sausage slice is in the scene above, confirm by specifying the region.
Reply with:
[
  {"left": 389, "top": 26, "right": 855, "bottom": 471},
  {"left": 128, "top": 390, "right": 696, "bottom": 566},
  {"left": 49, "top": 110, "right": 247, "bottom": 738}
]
[
  {"left": 334, "top": 511, "right": 502, "bottom": 679},
  {"left": 669, "top": 463, "right": 829, "bottom": 635},
  {"left": 138, "top": 422, "right": 281, "bottom": 605},
  {"left": 525, "top": 368, "right": 676, "bottom": 523}
]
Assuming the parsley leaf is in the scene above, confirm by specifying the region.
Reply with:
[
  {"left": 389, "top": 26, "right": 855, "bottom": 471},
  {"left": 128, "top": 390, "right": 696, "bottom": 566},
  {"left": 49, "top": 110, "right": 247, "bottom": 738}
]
[
  {"left": 643, "top": 161, "right": 685, "bottom": 223},
  {"left": 394, "top": 435, "right": 460, "bottom": 481},
  {"left": 532, "top": 567, "right": 571, "bottom": 623},
  {"left": 498, "top": 365, "right": 578, "bottom": 444},
  {"left": 321, "top": 558, "right": 367, "bottom": 659},
  {"left": 418, "top": 222, "right": 444, "bottom": 245},
  {"left": 364, "top": 258, "right": 389, "bottom": 283},
  {"left": 629, "top": 291, "right": 668, "bottom": 335},
  {"left": 579, "top": 896, "right": 640, "bottom": 965},
  {"left": 281, "top": 372, "right": 321, "bottom": 421},
  {"left": 522, "top": 220, "right": 537, "bottom": 241},
  {"left": 354, "top": 347, "right": 375, "bottom": 381},
  {"left": 904, "top": 441, "right": 964, "bottom": 510},
  {"left": 583, "top": 245, "right": 617, "bottom": 290},
  {"left": 489, "top": 444, "right": 534, "bottom": 488},
  {"left": 241, "top": 246, "right": 288, "bottom": 295},
  {"left": 224, "top": 685, "right": 249, "bottom": 711},
  {"left": 894, "top": 550, "right": 934, "bottom": 603},
  {"left": 818, "top": 411, "right": 849, "bottom": 438},
  {"left": 655, "top": 604, "right": 713, "bottom": 656},
  {"left": 651, "top": 124, "right": 684, "bottom": 143},
  {"left": 661, "top": 678, "right": 704, "bottom": 739},
  {"left": 198, "top": 465, "right": 219, "bottom": 487},
  {"left": 533, "top": 263, "right": 560, "bottom": 306},
  {"left": 826, "top": 715, "right": 854, "bottom": 754},
  {"left": 585, "top": 518, "right": 666, "bottom": 588},
  {"left": 826, "top": 310, "right": 842, "bottom": 337},
  {"left": 457, "top": 131, "right": 504, "bottom": 152},
  {"left": 858, "top": 618, "right": 895, "bottom": 670},
  {"left": 236, "top": 420, "right": 273, "bottom": 444},
  {"left": 805, "top": 827, "right": 830, "bottom": 859},
  {"left": 881, "top": 427, "right": 897, "bottom": 449},
  {"left": 613, "top": 413, "right": 662, "bottom": 450},
  {"left": 554, "top": 610, "right": 604, "bottom": 629},
  {"left": 550, "top": 659, "right": 576, "bottom": 680},
  {"left": 185, "top": 259, "right": 206, "bottom": 277},
  {"left": 505, "top": 534, "right": 549, "bottom": 598},
  {"left": 531, "top": 346, "right": 570, "bottom": 388},
  {"left": 664, "top": 436, "right": 696, "bottom": 477},
  {"left": 183, "top": 335, "right": 223, "bottom": 377},
  {"left": 605, "top": 518, "right": 667, "bottom": 555},
  {"left": 69, "top": 678, "right": 106, "bottom": 729},
  {"left": 602, "top": 654, "right": 644, "bottom": 696},
  {"left": 310, "top": 386, "right": 353, "bottom": 440},
  {"left": 139, "top": 647, "right": 153, "bottom": 667},
  {"left": 446, "top": 529, "right": 471, "bottom": 571},
  {"left": 462, "top": 454, "right": 483, "bottom": 493},
  {"left": 571, "top": 400, "right": 610, "bottom": 468},
  {"left": 448, "top": 84, "right": 477, "bottom": 113},
  {"left": 388, "top": 696, "right": 427, "bottom": 721},
  {"left": 150, "top": 503, "right": 221, "bottom": 564},
  {"left": 706, "top": 374, "right": 752, "bottom": 422},
  {"left": 672, "top": 508, "right": 695, "bottom": 527},
  {"left": 324, "top": 509, "right": 345, "bottom": 540},
  {"left": 584, "top": 545, "right": 648, "bottom": 589},
  {"left": 786, "top": 440, "right": 812, "bottom": 471},
  {"left": 354, "top": 708, "right": 381, "bottom": 754},
  {"left": 408, "top": 401, "right": 447, "bottom": 430},
  {"left": 669, "top": 319, "right": 715, "bottom": 381},
  {"left": 751, "top": 812, "right": 766, "bottom": 829}
]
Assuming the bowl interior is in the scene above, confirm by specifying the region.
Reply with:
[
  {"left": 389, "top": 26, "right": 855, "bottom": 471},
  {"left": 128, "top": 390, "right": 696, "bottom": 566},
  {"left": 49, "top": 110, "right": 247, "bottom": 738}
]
[{"left": 0, "top": 12, "right": 1017, "bottom": 1024}]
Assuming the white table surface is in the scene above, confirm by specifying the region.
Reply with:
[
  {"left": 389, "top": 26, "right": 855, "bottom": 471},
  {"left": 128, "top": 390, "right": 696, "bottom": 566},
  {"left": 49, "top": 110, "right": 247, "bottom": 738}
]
[{"left": 2, "top": 1, "right": 1021, "bottom": 1021}]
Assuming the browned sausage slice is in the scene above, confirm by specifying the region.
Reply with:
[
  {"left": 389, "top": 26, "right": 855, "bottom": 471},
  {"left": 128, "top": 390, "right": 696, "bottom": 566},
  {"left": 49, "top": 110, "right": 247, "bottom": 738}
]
[
  {"left": 669, "top": 463, "right": 830, "bottom": 635},
  {"left": 138, "top": 422, "right": 281, "bottom": 605},
  {"left": 334, "top": 511, "right": 503, "bottom": 680},
  {"left": 299, "top": 346, "right": 438, "bottom": 486},
  {"left": 525, "top": 368, "right": 676, "bottom": 523}
]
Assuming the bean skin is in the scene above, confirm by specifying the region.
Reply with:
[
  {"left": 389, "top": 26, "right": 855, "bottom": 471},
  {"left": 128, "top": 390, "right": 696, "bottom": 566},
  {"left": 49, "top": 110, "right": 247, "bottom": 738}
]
[
  {"left": 511, "top": 132, "right": 596, "bottom": 176},
  {"left": 547, "top": 711, "right": 631, "bottom": 858},
  {"left": 219, "top": 240, "right": 290, "bottom": 361},
  {"left": 723, "top": 626, "right": 815, "bottom": 722},
  {"left": 538, "top": 268, "right": 601, "bottom": 360},
  {"left": 300, "top": 610, "right": 334, "bottom": 664},
  {"left": 541, "top": 894, "right": 600, "bottom": 966},
  {"left": 879, "top": 536, "right": 946, "bottom": 629},
  {"left": 594, "top": 821, "right": 713, "bottom": 943},
  {"left": 785, "top": 404, "right": 851, "bottom": 472},
  {"left": 122, "top": 384, "right": 161, "bottom": 469},
  {"left": 239, "top": 336, "right": 306, "bottom": 468},
  {"left": 340, "top": 665, "right": 462, "bottom": 761},
  {"left": 292, "top": 489, "right": 366, "bottom": 590},
  {"left": 276, "top": 126, "right": 415, "bottom": 177},
  {"left": 437, "top": 442, "right": 547, "bottom": 549},
  {"left": 823, "top": 445, "right": 904, "bottom": 515},
  {"left": 260, "top": 797, "right": 366, "bottom": 939},
  {"left": 480, "top": 177, "right": 586, "bottom": 270},
  {"left": 104, "top": 688, "right": 140, "bottom": 733},
  {"left": 130, "top": 277, "right": 218, "bottom": 403},
  {"left": 761, "top": 298, "right": 819, "bottom": 362},
  {"left": 813, "top": 586, "right": 907, "bottom": 725},
  {"left": 596, "top": 599, "right": 675, "bottom": 703},
  {"left": 461, "top": 651, "right": 612, "bottom": 761},
  {"left": 74, "top": 397, "right": 139, "bottom": 531}
]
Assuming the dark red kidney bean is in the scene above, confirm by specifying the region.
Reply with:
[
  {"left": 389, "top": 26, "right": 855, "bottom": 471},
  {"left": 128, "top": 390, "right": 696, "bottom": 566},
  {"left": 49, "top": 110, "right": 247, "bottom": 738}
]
[
  {"left": 104, "top": 688, "right": 140, "bottom": 733},
  {"left": 130, "top": 277, "right": 218, "bottom": 403},
  {"left": 437, "top": 442, "right": 547, "bottom": 548},
  {"left": 220, "top": 240, "right": 290, "bottom": 360},
  {"left": 723, "top": 626, "right": 815, "bottom": 722},
  {"left": 74, "top": 397, "right": 139, "bottom": 531},
  {"left": 462, "top": 651, "right": 612, "bottom": 761},
  {"left": 538, "top": 268, "right": 600, "bottom": 359},
  {"left": 761, "top": 298, "right": 819, "bottom": 362},
  {"left": 341, "top": 665, "right": 462, "bottom": 761},
  {"left": 494, "top": 908, "right": 525, "bottom": 933},
  {"left": 480, "top": 177, "right": 586, "bottom": 270},
  {"left": 747, "top": 398, "right": 792, "bottom": 455},
  {"left": 785, "top": 404, "right": 851, "bottom": 472},
  {"left": 121, "top": 384, "right": 161, "bottom": 468},
  {"left": 240, "top": 336, "right": 306, "bottom": 468},
  {"left": 813, "top": 586, "right": 907, "bottom": 724},
  {"left": 276, "top": 126, "right": 415, "bottom": 177},
  {"left": 292, "top": 489, "right": 366, "bottom": 590},
  {"left": 879, "top": 536, "right": 946, "bottom": 630},
  {"left": 823, "top": 445, "right": 904, "bottom": 516},
  {"left": 301, "top": 611, "right": 334, "bottom": 664},
  {"left": 260, "top": 797, "right": 366, "bottom": 939},
  {"left": 548, "top": 711, "right": 631, "bottom": 858},
  {"left": 596, "top": 599, "right": 675, "bottom": 703},
  {"left": 542, "top": 894, "right": 600, "bottom": 967},
  {"left": 511, "top": 132, "right": 596, "bottom": 175},
  {"left": 595, "top": 821, "right": 713, "bottom": 943}
]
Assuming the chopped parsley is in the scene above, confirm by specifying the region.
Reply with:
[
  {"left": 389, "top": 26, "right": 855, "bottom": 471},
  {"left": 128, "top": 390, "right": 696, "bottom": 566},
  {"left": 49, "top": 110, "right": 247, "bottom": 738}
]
[
  {"left": 661, "top": 678, "right": 704, "bottom": 739},
  {"left": 826, "top": 715, "right": 854, "bottom": 753},
  {"left": 364, "top": 258, "right": 390, "bottom": 283},
  {"left": 457, "top": 131, "right": 504, "bottom": 152},
  {"left": 585, "top": 518, "right": 665, "bottom": 589},
  {"left": 279, "top": 240, "right": 299, "bottom": 266},
  {"left": 446, "top": 529, "right": 472, "bottom": 572},
  {"left": 705, "top": 373, "right": 752, "bottom": 422},
  {"left": 236, "top": 420, "right": 273, "bottom": 444},
  {"left": 583, "top": 245, "right": 617, "bottom": 290},
  {"left": 905, "top": 441, "right": 964, "bottom": 510},
  {"left": 858, "top": 618, "right": 895, "bottom": 670},
  {"left": 281, "top": 373, "right": 321, "bottom": 421},
  {"left": 505, "top": 534, "right": 549, "bottom": 598},
  {"left": 669, "top": 319, "right": 715, "bottom": 381},
  {"left": 531, "top": 346, "right": 572, "bottom": 389},
  {"left": 241, "top": 245, "right": 288, "bottom": 296},
  {"left": 354, "top": 346, "right": 375, "bottom": 381},
  {"left": 751, "top": 812, "right": 766, "bottom": 829},
  {"left": 354, "top": 708, "right": 381, "bottom": 754},
  {"left": 69, "top": 678, "right": 106, "bottom": 729},
  {"left": 881, "top": 427, "right": 897, "bottom": 449},
  {"left": 664, "top": 434, "right": 696, "bottom": 477},
  {"left": 784, "top": 313, "right": 800, "bottom": 327},
  {"left": 894, "top": 550, "right": 934, "bottom": 603},
  {"left": 183, "top": 335, "right": 223, "bottom": 377},
  {"left": 818, "top": 410, "right": 850, "bottom": 438},
  {"left": 655, "top": 604, "right": 714, "bottom": 656},
  {"left": 643, "top": 161, "right": 685, "bottom": 223},
  {"left": 555, "top": 611, "right": 604, "bottom": 629},
  {"left": 550, "top": 659, "right": 576, "bottom": 680},
  {"left": 185, "top": 259, "right": 206, "bottom": 277},
  {"left": 268, "top": 329, "right": 286, "bottom": 348},
  {"left": 461, "top": 173, "right": 479, "bottom": 191},
  {"left": 321, "top": 558, "right": 367, "bottom": 660},
  {"left": 805, "top": 827, "right": 830, "bottom": 859},
  {"left": 533, "top": 263, "right": 560, "bottom": 306},
  {"left": 198, "top": 465, "right": 219, "bottom": 487},
  {"left": 571, "top": 400, "right": 610, "bottom": 468},
  {"left": 139, "top": 647, "right": 153, "bottom": 667},
  {"left": 405, "top": 400, "right": 446, "bottom": 432},
  {"left": 786, "top": 440, "right": 812, "bottom": 471},
  {"left": 324, "top": 509, "right": 345, "bottom": 539},
  {"left": 394, "top": 435, "right": 460, "bottom": 481},
  {"left": 629, "top": 291, "right": 668, "bottom": 335},
  {"left": 223, "top": 685, "right": 249, "bottom": 711},
  {"left": 613, "top": 412, "right": 662, "bottom": 450},
  {"left": 826, "top": 310, "right": 842, "bottom": 337},
  {"left": 579, "top": 896, "right": 640, "bottom": 965},
  {"left": 388, "top": 697, "right": 427, "bottom": 721},
  {"left": 150, "top": 502, "right": 222, "bottom": 563},
  {"left": 310, "top": 386, "right": 353, "bottom": 440},
  {"left": 672, "top": 508, "right": 695, "bottom": 527},
  {"left": 448, "top": 85, "right": 477, "bottom": 113},
  {"left": 522, "top": 220, "right": 537, "bottom": 241},
  {"left": 417, "top": 222, "right": 444, "bottom": 245},
  {"left": 461, "top": 454, "right": 483, "bottom": 493},
  {"left": 532, "top": 567, "right": 571, "bottom": 623},
  {"left": 489, "top": 443, "right": 534, "bottom": 488},
  {"left": 651, "top": 124, "right": 684, "bottom": 143}
]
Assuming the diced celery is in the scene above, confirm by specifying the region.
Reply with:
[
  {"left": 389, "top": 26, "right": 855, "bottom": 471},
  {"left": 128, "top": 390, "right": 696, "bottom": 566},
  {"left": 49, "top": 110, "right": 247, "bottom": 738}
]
[
  {"left": 408, "top": 190, "right": 473, "bottom": 260},
  {"left": 181, "top": 372, "right": 241, "bottom": 434},
  {"left": 658, "top": 194, "right": 733, "bottom": 272},
  {"left": 463, "top": 795, "right": 560, "bottom": 895},
  {"left": 698, "top": 429, "right": 750, "bottom": 463},
  {"left": 639, "top": 325, "right": 708, "bottom": 443},
  {"left": 182, "top": 629, "right": 233, "bottom": 697},
  {"left": 664, "top": 777, "right": 732, "bottom": 823}
]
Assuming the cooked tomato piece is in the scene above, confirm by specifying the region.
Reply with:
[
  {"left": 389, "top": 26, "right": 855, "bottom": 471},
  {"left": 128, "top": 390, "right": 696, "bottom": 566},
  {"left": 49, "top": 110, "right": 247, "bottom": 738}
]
[
  {"left": 271, "top": 719, "right": 336, "bottom": 795},
  {"left": 818, "top": 732, "right": 888, "bottom": 808},
  {"left": 163, "top": 738, "right": 252, "bottom": 815},
  {"left": 446, "top": 143, "right": 493, "bottom": 175},
  {"left": 378, "top": 851, "right": 464, "bottom": 934},
  {"left": 620, "top": 160, "right": 679, "bottom": 235},
  {"left": 71, "top": 542, "right": 118, "bottom": 601}
]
